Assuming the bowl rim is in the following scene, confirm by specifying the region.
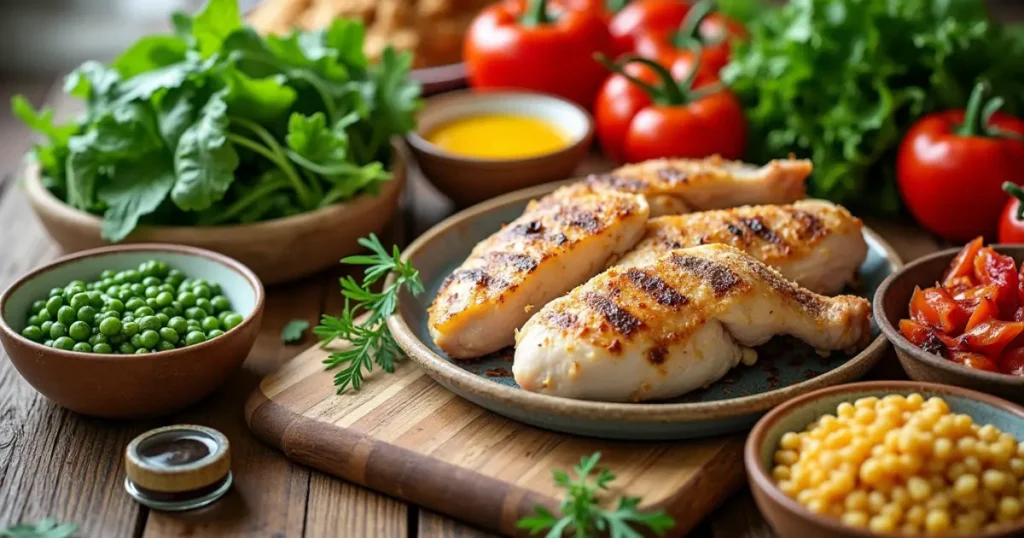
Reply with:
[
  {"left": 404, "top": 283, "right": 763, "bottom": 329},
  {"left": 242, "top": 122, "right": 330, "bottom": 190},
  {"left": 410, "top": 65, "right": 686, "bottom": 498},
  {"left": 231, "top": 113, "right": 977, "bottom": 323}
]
[
  {"left": 386, "top": 180, "right": 905, "bottom": 423},
  {"left": 874, "top": 244, "right": 1024, "bottom": 386},
  {"left": 744, "top": 380, "right": 1024, "bottom": 538},
  {"left": 22, "top": 147, "right": 406, "bottom": 236},
  {"left": 405, "top": 88, "right": 596, "bottom": 165},
  {"left": 0, "top": 243, "right": 266, "bottom": 361}
]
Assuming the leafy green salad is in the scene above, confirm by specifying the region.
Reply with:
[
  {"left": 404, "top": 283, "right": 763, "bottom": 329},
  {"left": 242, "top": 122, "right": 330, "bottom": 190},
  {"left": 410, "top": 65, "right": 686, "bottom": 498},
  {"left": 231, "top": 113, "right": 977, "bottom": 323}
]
[{"left": 12, "top": 0, "right": 421, "bottom": 241}]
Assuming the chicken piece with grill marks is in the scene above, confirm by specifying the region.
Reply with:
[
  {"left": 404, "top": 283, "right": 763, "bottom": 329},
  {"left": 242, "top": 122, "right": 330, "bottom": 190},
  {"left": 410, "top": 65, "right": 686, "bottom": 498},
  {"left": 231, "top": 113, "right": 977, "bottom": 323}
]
[
  {"left": 514, "top": 244, "right": 871, "bottom": 402},
  {"left": 615, "top": 200, "right": 867, "bottom": 295},
  {"left": 586, "top": 156, "right": 813, "bottom": 217},
  {"left": 428, "top": 183, "right": 649, "bottom": 359}
]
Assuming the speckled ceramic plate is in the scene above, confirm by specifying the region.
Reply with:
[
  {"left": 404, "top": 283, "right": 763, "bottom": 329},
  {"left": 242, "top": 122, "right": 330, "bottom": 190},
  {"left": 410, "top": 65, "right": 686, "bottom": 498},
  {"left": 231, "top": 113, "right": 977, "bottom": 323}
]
[{"left": 388, "top": 181, "right": 904, "bottom": 440}]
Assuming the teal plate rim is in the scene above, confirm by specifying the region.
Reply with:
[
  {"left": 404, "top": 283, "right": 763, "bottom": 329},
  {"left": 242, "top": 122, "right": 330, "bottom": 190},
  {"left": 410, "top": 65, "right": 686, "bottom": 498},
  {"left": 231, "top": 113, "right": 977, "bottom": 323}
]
[{"left": 387, "top": 180, "right": 905, "bottom": 426}]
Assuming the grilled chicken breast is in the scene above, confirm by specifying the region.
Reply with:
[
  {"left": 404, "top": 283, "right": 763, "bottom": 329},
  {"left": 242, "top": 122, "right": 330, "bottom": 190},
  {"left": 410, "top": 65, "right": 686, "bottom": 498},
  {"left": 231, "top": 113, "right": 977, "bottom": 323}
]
[
  {"left": 587, "top": 156, "right": 812, "bottom": 216},
  {"left": 514, "top": 244, "right": 871, "bottom": 402},
  {"left": 616, "top": 200, "right": 867, "bottom": 295},
  {"left": 428, "top": 183, "right": 650, "bottom": 359}
]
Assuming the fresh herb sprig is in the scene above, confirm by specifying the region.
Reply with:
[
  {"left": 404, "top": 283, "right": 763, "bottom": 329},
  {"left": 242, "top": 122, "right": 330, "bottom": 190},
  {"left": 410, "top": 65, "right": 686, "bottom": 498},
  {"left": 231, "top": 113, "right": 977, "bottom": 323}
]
[
  {"left": 1, "top": 519, "right": 77, "bottom": 538},
  {"left": 315, "top": 234, "right": 423, "bottom": 392},
  {"left": 517, "top": 453, "right": 675, "bottom": 538}
]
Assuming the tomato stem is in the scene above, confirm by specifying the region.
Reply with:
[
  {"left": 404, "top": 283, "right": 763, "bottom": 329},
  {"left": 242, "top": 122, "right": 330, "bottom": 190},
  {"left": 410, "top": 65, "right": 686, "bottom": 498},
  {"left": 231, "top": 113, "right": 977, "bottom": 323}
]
[
  {"left": 606, "top": 0, "right": 631, "bottom": 13},
  {"left": 597, "top": 54, "right": 692, "bottom": 105},
  {"left": 955, "top": 81, "right": 1020, "bottom": 140},
  {"left": 1003, "top": 182, "right": 1024, "bottom": 221},
  {"left": 671, "top": 0, "right": 720, "bottom": 49},
  {"left": 521, "top": 0, "right": 552, "bottom": 26}
]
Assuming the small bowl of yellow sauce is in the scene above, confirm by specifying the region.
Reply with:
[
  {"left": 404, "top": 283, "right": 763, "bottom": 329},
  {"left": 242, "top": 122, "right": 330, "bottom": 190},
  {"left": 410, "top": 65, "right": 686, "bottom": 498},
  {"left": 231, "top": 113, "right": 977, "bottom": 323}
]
[{"left": 408, "top": 90, "right": 594, "bottom": 206}]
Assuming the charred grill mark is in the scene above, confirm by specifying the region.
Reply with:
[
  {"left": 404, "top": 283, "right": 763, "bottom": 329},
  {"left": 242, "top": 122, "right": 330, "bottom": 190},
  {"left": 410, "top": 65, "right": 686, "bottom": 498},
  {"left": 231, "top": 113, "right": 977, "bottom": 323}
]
[
  {"left": 586, "top": 173, "right": 647, "bottom": 192},
  {"left": 584, "top": 292, "right": 643, "bottom": 336},
  {"left": 794, "top": 210, "right": 826, "bottom": 241},
  {"left": 748, "top": 262, "right": 824, "bottom": 315},
  {"left": 669, "top": 255, "right": 742, "bottom": 296},
  {"left": 625, "top": 268, "right": 687, "bottom": 308},
  {"left": 726, "top": 223, "right": 745, "bottom": 238},
  {"left": 646, "top": 346, "right": 668, "bottom": 365},
  {"left": 657, "top": 168, "right": 690, "bottom": 184},
  {"left": 741, "top": 216, "right": 789, "bottom": 250},
  {"left": 547, "top": 311, "right": 578, "bottom": 330}
]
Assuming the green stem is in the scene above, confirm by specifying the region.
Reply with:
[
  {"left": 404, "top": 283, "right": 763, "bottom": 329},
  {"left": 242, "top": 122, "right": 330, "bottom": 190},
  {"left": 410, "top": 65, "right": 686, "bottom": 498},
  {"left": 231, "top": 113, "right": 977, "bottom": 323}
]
[
  {"left": 227, "top": 132, "right": 312, "bottom": 208},
  {"left": 956, "top": 82, "right": 989, "bottom": 137},
  {"left": 230, "top": 118, "right": 314, "bottom": 209},
  {"left": 672, "top": 0, "right": 717, "bottom": 49},
  {"left": 521, "top": 0, "right": 552, "bottom": 26},
  {"left": 597, "top": 54, "right": 698, "bottom": 105},
  {"left": 1004, "top": 182, "right": 1024, "bottom": 221},
  {"left": 606, "top": 0, "right": 631, "bottom": 12},
  {"left": 286, "top": 149, "right": 366, "bottom": 176},
  {"left": 208, "top": 178, "right": 291, "bottom": 224}
]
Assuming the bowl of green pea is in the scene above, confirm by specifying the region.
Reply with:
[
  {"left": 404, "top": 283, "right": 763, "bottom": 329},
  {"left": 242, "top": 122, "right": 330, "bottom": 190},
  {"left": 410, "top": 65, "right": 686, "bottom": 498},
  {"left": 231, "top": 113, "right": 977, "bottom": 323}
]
[{"left": 0, "top": 244, "right": 264, "bottom": 418}]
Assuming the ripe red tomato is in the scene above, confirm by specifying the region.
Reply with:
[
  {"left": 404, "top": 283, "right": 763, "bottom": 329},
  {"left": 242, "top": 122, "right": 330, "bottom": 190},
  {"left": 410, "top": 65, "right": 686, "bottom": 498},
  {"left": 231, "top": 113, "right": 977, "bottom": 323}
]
[{"left": 999, "top": 183, "right": 1024, "bottom": 244}]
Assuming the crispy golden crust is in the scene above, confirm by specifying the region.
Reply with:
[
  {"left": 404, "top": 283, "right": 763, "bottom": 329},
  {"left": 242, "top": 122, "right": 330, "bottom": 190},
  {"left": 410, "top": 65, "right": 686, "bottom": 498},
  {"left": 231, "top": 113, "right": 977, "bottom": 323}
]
[
  {"left": 622, "top": 200, "right": 862, "bottom": 268},
  {"left": 427, "top": 184, "right": 646, "bottom": 332},
  {"left": 538, "top": 244, "right": 869, "bottom": 353}
]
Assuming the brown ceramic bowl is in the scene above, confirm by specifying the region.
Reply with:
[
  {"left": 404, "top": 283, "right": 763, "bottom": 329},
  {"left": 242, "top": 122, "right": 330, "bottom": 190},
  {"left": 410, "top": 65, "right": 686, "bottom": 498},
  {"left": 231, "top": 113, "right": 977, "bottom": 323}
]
[
  {"left": 0, "top": 244, "right": 264, "bottom": 418},
  {"left": 746, "top": 381, "right": 1024, "bottom": 538},
  {"left": 874, "top": 245, "right": 1024, "bottom": 404},
  {"left": 23, "top": 150, "right": 405, "bottom": 285},
  {"left": 407, "top": 89, "right": 594, "bottom": 207}
]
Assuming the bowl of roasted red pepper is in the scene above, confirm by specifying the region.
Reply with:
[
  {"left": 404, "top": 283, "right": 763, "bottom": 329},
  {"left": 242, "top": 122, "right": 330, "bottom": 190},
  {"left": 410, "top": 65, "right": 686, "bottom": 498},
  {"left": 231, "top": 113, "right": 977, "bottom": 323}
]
[{"left": 875, "top": 239, "right": 1024, "bottom": 402}]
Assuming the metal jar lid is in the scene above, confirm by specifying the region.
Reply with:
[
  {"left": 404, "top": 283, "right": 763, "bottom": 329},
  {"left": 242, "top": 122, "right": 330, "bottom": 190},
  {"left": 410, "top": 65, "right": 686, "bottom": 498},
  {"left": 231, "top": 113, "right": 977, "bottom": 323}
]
[{"left": 124, "top": 424, "right": 232, "bottom": 511}]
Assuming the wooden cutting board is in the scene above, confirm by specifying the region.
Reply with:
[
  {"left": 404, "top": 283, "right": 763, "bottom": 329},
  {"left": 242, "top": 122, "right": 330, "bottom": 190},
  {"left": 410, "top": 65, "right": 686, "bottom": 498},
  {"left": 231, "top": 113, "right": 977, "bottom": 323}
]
[{"left": 245, "top": 340, "right": 746, "bottom": 537}]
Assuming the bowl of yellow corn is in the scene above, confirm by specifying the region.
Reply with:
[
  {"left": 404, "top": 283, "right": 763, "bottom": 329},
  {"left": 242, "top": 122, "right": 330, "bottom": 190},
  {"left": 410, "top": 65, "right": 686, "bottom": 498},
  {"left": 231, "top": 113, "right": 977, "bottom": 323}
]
[{"left": 745, "top": 381, "right": 1024, "bottom": 538}]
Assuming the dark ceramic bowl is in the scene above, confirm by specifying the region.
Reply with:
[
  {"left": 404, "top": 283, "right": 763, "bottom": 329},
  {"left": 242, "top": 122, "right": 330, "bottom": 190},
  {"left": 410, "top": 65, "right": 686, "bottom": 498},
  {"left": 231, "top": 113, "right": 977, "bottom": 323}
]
[
  {"left": 746, "top": 381, "right": 1024, "bottom": 538},
  {"left": 874, "top": 245, "right": 1024, "bottom": 403},
  {"left": 0, "top": 244, "right": 264, "bottom": 418}
]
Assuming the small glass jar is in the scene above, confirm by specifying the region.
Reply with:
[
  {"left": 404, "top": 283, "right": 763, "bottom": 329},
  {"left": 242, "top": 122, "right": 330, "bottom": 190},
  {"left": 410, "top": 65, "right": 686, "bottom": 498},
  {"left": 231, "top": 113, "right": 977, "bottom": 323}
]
[{"left": 124, "top": 424, "right": 232, "bottom": 511}]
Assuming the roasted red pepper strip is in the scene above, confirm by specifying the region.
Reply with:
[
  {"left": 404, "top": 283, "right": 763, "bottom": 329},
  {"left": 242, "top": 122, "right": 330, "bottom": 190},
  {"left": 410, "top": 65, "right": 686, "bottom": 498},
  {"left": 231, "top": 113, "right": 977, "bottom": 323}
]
[
  {"left": 961, "top": 320, "right": 1024, "bottom": 357},
  {"left": 899, "top": 319, "right": 949, "bottom": 357},
  {"left": 910, "top": 286, "right": 970, "bottom": 335},
  {"left": 951, "top": 351, "right": 1000, "bottom": 372},
  {"left": 943, "top": 236, "right": 984, "bottom": 288},
  {"left": 974, "top": 247, "right": 1020, "bottom": 318},
  {"left": 999, "top": 347, "right": 1024, "bottom": 375},
  {"left": 963, "top": 293, "right": 999, "bottom": 330}
]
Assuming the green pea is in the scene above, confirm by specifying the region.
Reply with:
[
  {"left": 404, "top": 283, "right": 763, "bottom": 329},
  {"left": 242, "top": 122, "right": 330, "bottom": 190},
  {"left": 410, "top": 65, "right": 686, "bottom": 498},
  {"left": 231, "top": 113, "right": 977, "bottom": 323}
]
[
  {"left": 140, "top": 330, "right": 160, "bottom": 349},
  {"left": 130, "top": 334, "right": 144, "bottom": 348},
  {"left": 145, "top": 298, "right": 160, "bottom": 309},
  {"left": 121, "top": 321, "right": 140, "bottom": 338},
  {"left": 217, "top": 310, "right": 231, "bottom": 323},
  {"left": 89, "top": 334, "right": 108, "bottom": 345},
  {"left": 45, "top": 295, "right": 64, "bottom": 316},
  {"left": 48, "top": 287, "right": 63, "bottom": 297},
  {"left": 49, "top": 322, "right": 67, "bottom": 339},
  {"left": 56, "top": 306, "right": 75, "bottom": 325},
  {"left": 159, "top": 327, "right": 179, "bottom": 344},
  {"left": 152, "top": 261, "right": 169, "bottom": 277},
  {"left": 93, "top": 343, "right": 113, "bottom": 353},
  {"left": 69, "top": 293, "right": 90, "bottom": 310},
  {"left": 193, "top": 285, "right": 211, "bottom": 299},
  {"left": 36, "top": 309, "right": 52, "bottom": 323},
  {"left": 87, "top": 290, "right": 104, "bottom": 308},
  {"left": 109, "top": 334, "right": 125, "bottom": 345},
  {"left": 105, "top": 298, "right": 124, "bottom": 313},
  {"left": 100, "top": 269, "right": 115, "bottom": 279},
  {"left": 21, "top": 326, "right": 43, "bottom": 342},
  {"left": 158, "top": 284, "right": 174, "bottom": 294},
  {"left": 195, "top": 298, "right": 213, "bottom": 314},
  {"left": 27, "top": 315, "right": 43, "bottom": 327},
  {"left": 155, "top": 292, "right": 174, "bottom": 307},
  {"left": 122, "top": 269, "right": 141, "bottom": 283},
  {"left": 185, "top": 331, "right": 206, "bottom": 346},
  {"left": 185, "top": 307, "right": 207, "bottom": 320},
  {"left": 200, "top": 316, "right": 220, "bottom": 332},
  {"left": 135, "top": 348, "right": 150, "bottom": 355},
  {"left": 103, "top": 311, "right": 122, "bottom": 321},
  {"left": 40, "top": 321, "right": 53, "bottom": 334},
  {"left": 139, "top": 316, "right": 161, "bottom": 331},
  {"left": 159, "top": 307, "right": 178, "bottom": 317},
  {"left": 206, "top": 329, "right": 225, "bottom": 339},
  {"left": 168, "top": 317, "right": 188, "bottom": 334},
  {"left": 31, "top": 299, "right": 46, "bottom": 313},
  {"left": 223, "top": 313, "right": 244, "bottom": 331},
  {"left": 167, "top": 269, "right": 184, "bottom": 281},
  {"left": 129, "top": 283, "right": 145, "bottom": 295},
  {"left": 122, "top": 314, "right": 135, "bottom": 324},
  {"left": 157, "top": 341, "right": 176, "bottom": 352},
  {"left": 69, "top": 321, "right": 91, "bottom": 341},
  {"left": 142, "top": 276, "right": 161, "bottom": 287},
  {"left": 105, "top": 285, "right": 119, "bottom": 296},
  {"left": 144, "top": 286, "right": 160, "bottom": 299},
  {"left": 123, "top": 298, "right": 144, "bottom": 310},
  {"left": 53, "top": 336, "right": 74, "bottom": 350},
  {"left": 155, "top": 313, "right": 169, "bottom": 325},
  {"left": 43, "top": 339, "right": 55, "bottom": 347},
  {"left": 68, "top": 280, "right": 87, "bottom": 289},
  {"left": 64, "top": 286, "right": 86, "bottom": 300},
  {"left": 210, "top": 296, "right": 231, "bottom": 313},
  {"left": 72, "top": 342, "right": 92, "bottom": 353},
  {"left": 76, "top": 305, "right": 96, "bottom": 323},
  {"left": 116, "top": 290, "right": 132, "bottom": 302},
  {"left": 178, "top": 292, "right": 197, "bottom": 307},
  {"left": 186, "top": 319, "right": 201, "bottom": 331},
  {"left": 99, "top": 317, "right": 122, "bottom": 336},
  {"left": 135, "top": 306, "right": 155, "bottom": 318},
  {"left": 119, "top": 342, "right": 136, "bottom": 354}
]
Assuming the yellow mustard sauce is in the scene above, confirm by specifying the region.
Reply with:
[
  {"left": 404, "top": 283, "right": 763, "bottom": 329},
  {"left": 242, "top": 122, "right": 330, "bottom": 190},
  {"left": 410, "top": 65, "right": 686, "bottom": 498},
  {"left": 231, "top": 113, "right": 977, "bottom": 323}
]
[{"left": 426, "top": 114, "right": 569, "bottom": 159}]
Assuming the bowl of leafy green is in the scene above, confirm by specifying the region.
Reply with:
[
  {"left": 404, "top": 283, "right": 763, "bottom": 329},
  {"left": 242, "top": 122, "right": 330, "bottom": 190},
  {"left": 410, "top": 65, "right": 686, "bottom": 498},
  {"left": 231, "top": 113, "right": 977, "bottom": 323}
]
[{"left": 14, "top": 0, "right": 420, "bottom": 285}]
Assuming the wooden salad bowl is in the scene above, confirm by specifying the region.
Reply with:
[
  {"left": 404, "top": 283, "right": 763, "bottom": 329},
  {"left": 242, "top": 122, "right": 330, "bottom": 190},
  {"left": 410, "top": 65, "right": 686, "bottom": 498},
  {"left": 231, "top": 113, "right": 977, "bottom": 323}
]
[{"left": 23, "top": 152, "right": 406, "bottom": 285}]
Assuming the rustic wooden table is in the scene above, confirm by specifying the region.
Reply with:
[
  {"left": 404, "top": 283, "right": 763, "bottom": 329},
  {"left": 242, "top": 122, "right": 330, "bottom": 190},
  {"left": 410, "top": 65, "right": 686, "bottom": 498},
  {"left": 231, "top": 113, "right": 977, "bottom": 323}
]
[{"left": 2, "top": 1, "right": 1022, "bottom": 530}]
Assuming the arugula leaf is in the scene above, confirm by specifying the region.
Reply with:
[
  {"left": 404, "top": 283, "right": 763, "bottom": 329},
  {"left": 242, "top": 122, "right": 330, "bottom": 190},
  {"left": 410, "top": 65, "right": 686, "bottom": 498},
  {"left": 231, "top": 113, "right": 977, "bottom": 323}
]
[
  {"left": 11, "top": 96, "right": 76, "bottom": 188},
  {"left": 1, "top": 519, "right": 77, "bottom": 538},
  {"left": 192, "top": 0, "right": 242, "bottom": 58},
  {"left": 64, "top": 61, "right": 120, "bottom": 102},
  {"left": 112, "top": 36, "right": 188, "bottom": 78},
  {"left": 172, "top": 91, "right": 239, "bottom": 211},
  {"left": 154, "top": 86, "right": 198, "bottom": 151},
  {"left": 64, "top": 139, "right": 101, "bottom": 210},
  {"left": 285, "top": 112, "right": 353, "bottom": 168},
  {"left": 98, "top": 155, "right": 176, "bottom": 241},
  {"left": 281, "top": 319, "right": 310, "bottom": 343},
  {"left": 222, "top": 70, "right": 297, "bottom": 124}
]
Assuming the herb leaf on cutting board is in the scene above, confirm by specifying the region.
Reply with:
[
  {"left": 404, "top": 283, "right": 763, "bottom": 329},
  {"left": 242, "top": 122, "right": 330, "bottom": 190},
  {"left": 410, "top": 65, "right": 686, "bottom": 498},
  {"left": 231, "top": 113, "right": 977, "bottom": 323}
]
[
  {"left": 315, "top": 234, "right": 423, "bottom": 393},
  {"left": 517, "top": 452, "right": 675, "bottom": 538},
  {"left": 722, "top": 0, "right": 1024, "bottom": 213},
  {"left": 0, "top": 519, "right": 77, "bottom": 538},
  {"left": 281, "top": 319, "right": 310, "bottom": 344},
  {"left": 12, "top": 0, "right": 421, "bottom": 241}
]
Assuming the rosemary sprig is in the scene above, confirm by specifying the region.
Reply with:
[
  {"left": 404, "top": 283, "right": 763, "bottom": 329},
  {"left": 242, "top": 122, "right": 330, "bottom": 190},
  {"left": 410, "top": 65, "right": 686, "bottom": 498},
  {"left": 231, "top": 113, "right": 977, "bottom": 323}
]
[
  {"left": 517, "top": 453, "right": 675, "bottom": 538},
  {"left": 314, "top": 234, "right": 424, "bottom": 393}
]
